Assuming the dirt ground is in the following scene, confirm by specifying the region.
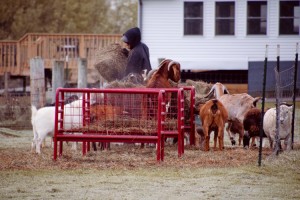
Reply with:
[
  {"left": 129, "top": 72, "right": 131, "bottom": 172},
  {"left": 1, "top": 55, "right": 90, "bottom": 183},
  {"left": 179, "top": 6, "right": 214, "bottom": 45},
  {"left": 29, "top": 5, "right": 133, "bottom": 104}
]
[{"left": 0, "top": 128, "right": 300, "bottom": 200}]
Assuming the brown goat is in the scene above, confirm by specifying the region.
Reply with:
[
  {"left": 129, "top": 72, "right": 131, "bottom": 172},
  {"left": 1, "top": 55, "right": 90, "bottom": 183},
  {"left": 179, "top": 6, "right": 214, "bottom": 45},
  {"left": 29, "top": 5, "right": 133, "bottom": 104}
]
[
  {"left": 90, "top": 104, "right": 124, "bottom": 122},
  {"left": 243, "top": 107, "right": 267, "bottom": 148},
  {"left": 141, "top": 59, "right": 181, "bottom": 146},
  {"left": 199, "top": 99, "right": 228, "bottom": 151},
  {"left": 226, "top": 119, "right": 243, "bottom": 146},
  {"left": 89, "top": 104, "right": 124, "bottom": 151},
  {"left": 142, "top": 59, "right": 181, "bottom": 119},
  {"left": 146, "top": 59, "right": 181, "bottom": 88}
]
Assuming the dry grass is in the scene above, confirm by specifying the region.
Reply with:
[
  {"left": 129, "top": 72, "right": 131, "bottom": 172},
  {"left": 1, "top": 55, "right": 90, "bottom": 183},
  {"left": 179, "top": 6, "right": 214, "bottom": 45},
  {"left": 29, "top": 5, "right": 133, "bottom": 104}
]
[
  {"left": 1, "top": 130, "right": 300, "bottom": 199},
  {"left": 0, "top": 129, "right": 299, "bottom": 171}
]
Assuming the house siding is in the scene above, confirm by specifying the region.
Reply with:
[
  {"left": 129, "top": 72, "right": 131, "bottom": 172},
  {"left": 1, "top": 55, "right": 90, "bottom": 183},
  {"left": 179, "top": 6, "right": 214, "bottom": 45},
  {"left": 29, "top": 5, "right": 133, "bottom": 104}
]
[{"left": 141, "top": 0, "right": 299, "bottom": 70}]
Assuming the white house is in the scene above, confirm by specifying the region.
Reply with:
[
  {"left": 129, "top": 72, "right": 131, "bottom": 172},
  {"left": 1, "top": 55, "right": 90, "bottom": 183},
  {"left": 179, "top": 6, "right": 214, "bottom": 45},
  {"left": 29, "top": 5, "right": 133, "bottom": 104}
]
[{"left": 137, "top": 0, "right": 299, "bottom": 92}]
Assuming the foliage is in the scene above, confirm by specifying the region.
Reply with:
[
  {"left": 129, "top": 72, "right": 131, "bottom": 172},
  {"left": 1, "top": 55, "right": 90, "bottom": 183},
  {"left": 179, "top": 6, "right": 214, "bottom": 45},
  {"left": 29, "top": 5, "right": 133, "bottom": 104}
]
[{"left": 0, "top": 0, "right": 138, "bottom": 40}]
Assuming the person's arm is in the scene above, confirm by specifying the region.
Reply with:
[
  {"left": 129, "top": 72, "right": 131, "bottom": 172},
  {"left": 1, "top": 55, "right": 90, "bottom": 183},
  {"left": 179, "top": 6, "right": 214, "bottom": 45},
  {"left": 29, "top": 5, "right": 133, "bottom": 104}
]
[{"left": 126, "top": 49, "right": 143, "bottom": 75}]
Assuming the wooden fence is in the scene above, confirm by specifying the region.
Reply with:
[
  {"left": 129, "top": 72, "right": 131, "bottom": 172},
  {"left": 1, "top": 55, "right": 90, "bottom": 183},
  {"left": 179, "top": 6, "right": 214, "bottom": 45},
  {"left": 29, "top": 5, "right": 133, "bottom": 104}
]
[{"left": 0, "top": 33, "right": 122, "bottom": 76}]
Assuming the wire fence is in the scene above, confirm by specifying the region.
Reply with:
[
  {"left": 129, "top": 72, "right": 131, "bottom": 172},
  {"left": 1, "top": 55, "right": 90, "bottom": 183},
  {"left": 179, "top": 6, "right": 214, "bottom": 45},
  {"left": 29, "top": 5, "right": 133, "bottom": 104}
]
[
  {"left": 0, "top": 92, "right": 31, "bottom": 130},
  {"left": 258, "top": 44, "right": 299, "bottom": 166},
  {"left": 274, "top": 64, "right": 298, "bottom": 148}
]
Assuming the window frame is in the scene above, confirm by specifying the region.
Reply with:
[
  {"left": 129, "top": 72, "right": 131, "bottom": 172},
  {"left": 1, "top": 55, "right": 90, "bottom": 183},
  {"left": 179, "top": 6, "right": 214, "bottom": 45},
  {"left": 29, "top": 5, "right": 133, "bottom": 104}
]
[
  {"left": 183, "top": 1, "right": 204, "bottom": 36},
  {"left": 247, "top": 1, "right": 267, "bottom": 35},
  {"left": 279, "top": 0, "right": 300, "bottom": 35},
  {"left": 215, "top": 1, "right": 235, "bottom": 36}
]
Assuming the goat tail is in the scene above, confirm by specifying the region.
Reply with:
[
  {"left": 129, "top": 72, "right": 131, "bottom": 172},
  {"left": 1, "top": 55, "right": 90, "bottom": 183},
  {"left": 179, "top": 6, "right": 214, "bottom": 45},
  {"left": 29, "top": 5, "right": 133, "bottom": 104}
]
[{"left": 211, "top": 99, "right": 219, "bottom": 111}]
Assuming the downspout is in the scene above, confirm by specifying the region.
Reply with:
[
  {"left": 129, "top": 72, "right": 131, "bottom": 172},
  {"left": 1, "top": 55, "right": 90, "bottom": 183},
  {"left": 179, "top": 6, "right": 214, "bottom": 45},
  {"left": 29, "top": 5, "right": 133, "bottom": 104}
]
[{"left": 138, "top": 0, "right": 143, "bottom": 31}]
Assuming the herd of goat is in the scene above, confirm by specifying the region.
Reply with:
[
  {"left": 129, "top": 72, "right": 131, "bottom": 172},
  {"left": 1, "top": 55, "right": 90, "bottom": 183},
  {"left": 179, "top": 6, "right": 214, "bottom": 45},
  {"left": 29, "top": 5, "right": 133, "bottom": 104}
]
[
  {"left": 31, "top": 59, "right": 294, "bottom": 155},
  {"left": 197, "top": 82, "right": 293, "bottom": 151}
]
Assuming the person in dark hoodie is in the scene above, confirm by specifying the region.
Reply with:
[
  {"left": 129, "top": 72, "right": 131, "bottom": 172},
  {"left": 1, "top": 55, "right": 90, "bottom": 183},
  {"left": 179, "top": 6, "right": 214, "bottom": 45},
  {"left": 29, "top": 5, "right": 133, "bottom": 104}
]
[{"left": 121, "top": 27, "right": 152, "bottom": 77}]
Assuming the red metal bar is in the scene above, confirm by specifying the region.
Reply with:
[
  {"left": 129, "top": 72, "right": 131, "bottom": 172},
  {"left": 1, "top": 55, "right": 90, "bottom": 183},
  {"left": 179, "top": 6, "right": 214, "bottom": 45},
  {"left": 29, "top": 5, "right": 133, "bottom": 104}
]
[
  {"left": 53, "top": 87, "right": 63, "bottom": 160},
  {"left": 54, "top": 88, "right": 170, "bottom": 162},
  {"left": 159, "top": 88, "right": 186, "bottom": 157},
  {"left": 182, "top": 86, "right": 196, "bottom": 145},
  {"left": 157, "top": 90, "right": 164, "bottom": 161},
  {"left": 179, "top": 88, "right": 185, "bottom": 156},
  {"left": 52, "top": 87, "right": 191, "bottom": 161}
]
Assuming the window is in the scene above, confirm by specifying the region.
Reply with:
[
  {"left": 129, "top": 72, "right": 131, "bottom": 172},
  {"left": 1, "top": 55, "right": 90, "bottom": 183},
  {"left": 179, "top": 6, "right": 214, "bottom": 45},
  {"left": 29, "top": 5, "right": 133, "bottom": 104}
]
[
  {"left": 279, "top": 1, "right": 300, "bottom": 35},
  {"left": 215, "top": 2, "right": 235, "bottom": 35},
  {"left": 247, "top": 1, "right": 267, "bottom": 35},
  {"left": 184, "top": 2, "right": 203, "bottom": 35}
]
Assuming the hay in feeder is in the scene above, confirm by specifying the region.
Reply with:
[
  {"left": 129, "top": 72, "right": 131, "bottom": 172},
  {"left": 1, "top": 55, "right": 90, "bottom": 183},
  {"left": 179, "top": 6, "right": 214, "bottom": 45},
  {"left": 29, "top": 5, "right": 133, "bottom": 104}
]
[
  {"left": 180, "top": 79, "right": 213, "bottom": 112},
  {"left": 94, "top": 43, "right": 128, "bottom": 82},
  {"left": 105, "top": 79, "right": 145, "bottom": 89},
  {"left": 184, "top": 79, "right": 212, "bottom": 97}
]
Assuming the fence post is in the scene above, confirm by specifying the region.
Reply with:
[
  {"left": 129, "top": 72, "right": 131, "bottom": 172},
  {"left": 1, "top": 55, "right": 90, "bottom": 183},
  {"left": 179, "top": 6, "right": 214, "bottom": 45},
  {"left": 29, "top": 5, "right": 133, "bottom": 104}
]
[
  {"left": 78, "top": 58, "right": 87, "bottom": 88},
  {"left": 52, "top": 60, "right": 64, "bottom": 104},
  {"left": 274, "top": 45, "right": 281, "bottom": 155},
  {"left": 3, "top": 72, "right": 10, "bottom": 96},
  {"left": 30, "top": 57, "right": 45, "bottom": 109},
  {"left": 258, "top": 45, "right": 268, "bottom": 167},
  {"left": 291, "top": 43, "right": 299, "bottom": 149}
]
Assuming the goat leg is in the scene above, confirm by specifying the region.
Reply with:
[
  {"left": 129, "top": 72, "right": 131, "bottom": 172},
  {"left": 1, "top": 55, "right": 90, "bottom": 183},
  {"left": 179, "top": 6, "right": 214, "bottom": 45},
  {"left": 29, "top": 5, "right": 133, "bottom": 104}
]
[
  {"left": 213, "top": 131, "right": 218, "bottom": 151},
  {"left": 218, "top": 129, "right": 224, "bottom": 151}
]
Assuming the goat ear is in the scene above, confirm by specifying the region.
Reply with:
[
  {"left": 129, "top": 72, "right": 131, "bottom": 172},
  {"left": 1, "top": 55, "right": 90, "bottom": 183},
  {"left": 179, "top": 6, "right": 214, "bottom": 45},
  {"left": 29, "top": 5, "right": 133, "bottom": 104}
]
[
  {"left": 224, "top": 88, "right": 230, "bottom": 94},
  {"left": 280, "top": 101, "right": 293, "bottom": 107},
  {"left": 289, "top": 105, "right": 293, "bottom": 112},
  {"left": 253, "top": 97, "right": 261, "bottom": 107},
  {"left": 168, "top": 61, "right": 181, "bottom": 82},
  {"left": 222, "top": 84, "right": 230, "bottom": 94}
]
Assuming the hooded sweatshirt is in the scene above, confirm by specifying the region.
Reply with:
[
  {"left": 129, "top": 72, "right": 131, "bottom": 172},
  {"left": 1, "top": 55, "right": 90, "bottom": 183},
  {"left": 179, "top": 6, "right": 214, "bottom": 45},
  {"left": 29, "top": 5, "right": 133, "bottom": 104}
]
[{"left": 122, "top": 27, "right": 152, "bottom": 76}]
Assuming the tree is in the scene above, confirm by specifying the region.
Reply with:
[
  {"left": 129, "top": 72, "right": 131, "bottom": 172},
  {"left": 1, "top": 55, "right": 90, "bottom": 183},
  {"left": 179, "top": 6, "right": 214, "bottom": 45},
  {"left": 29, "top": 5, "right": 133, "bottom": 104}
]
[
  {"left": 0, "top": 0, "right": 138, "bottom": 40},
  {"left": 108, "top": 0, "right": 138, "bottom": 33},
  {"left": 0, "top": 0, "right": 25, "bottom": 40}
]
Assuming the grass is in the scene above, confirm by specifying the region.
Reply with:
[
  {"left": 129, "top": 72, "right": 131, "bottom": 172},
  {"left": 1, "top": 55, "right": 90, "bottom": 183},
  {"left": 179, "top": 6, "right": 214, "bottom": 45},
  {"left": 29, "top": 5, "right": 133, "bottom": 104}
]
[
  {"left": 1, "top": 155, "right": 299, "bottom": 200},
  {"left": 0, "top": 106, "right": 300, "bottom": 200}
]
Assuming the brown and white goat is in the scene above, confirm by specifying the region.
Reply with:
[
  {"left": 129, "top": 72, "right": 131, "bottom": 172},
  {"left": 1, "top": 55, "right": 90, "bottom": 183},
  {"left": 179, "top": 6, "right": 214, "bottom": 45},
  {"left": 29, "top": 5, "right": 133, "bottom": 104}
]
[
  {"left": 142, "top": 59, "right": 181, "bottom": 145},
  {"left": 226, "top": 119, "right": 244, "bottom": 146},
  {"left": 143, "top": 58, "right": 181, "bottom": 119},
  {"left": 199, "top": 99, "right": 228, "bottom": 151},
  {"left": 205, "top": 82, "right": 261, "bottom": 146},
  {"left": 146, "top": 58, "right": 181, "bottom": 88}
]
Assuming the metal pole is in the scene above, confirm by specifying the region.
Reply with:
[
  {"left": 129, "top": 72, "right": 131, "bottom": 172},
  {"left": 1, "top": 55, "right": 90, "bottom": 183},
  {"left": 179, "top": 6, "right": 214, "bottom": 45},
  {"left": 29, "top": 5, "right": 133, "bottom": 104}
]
[
  {"left": 258, "top": 45, "right": 268, "bottom": 167},
  {"left": 275, "top": 45, "right": 281, "bottom": 155},
  {"left": 291, "top": 43, "right": 299, "bottom": 149}
]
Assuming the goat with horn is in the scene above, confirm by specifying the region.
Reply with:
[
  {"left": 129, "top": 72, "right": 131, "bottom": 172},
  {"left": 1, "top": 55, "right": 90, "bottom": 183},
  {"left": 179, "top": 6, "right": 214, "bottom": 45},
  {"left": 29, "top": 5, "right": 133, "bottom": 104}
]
[{"left": 205, "top": 82, "right": 261, "bottom": 146}]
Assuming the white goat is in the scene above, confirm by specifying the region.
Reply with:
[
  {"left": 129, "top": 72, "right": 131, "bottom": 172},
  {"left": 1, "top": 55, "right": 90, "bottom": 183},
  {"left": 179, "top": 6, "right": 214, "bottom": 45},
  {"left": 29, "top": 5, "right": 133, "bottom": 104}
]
[
  {"left": 205, "top": 82, "right": 261, "bottom": 145},
  {"left": 263, "top": 104, "right": 293, "bottom": 151},
  {"left": 31, "top": 106, "right": 55, "bottom": 152},
  {"left": 31, "top": 94, "right": 95, "bottom": 154}
]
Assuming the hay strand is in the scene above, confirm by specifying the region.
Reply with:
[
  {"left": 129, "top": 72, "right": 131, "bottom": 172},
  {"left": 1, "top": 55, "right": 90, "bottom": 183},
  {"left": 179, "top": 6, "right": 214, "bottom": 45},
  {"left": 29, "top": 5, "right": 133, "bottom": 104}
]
[{"left": 94, "top": 43, "right": 127, "bottom": 82}]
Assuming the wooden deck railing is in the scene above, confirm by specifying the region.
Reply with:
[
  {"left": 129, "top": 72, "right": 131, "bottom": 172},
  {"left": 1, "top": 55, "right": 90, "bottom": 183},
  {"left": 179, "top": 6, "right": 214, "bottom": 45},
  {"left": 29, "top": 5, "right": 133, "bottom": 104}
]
[{"left": 0, "top": 33, "right": 122, "bottom": 76}]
